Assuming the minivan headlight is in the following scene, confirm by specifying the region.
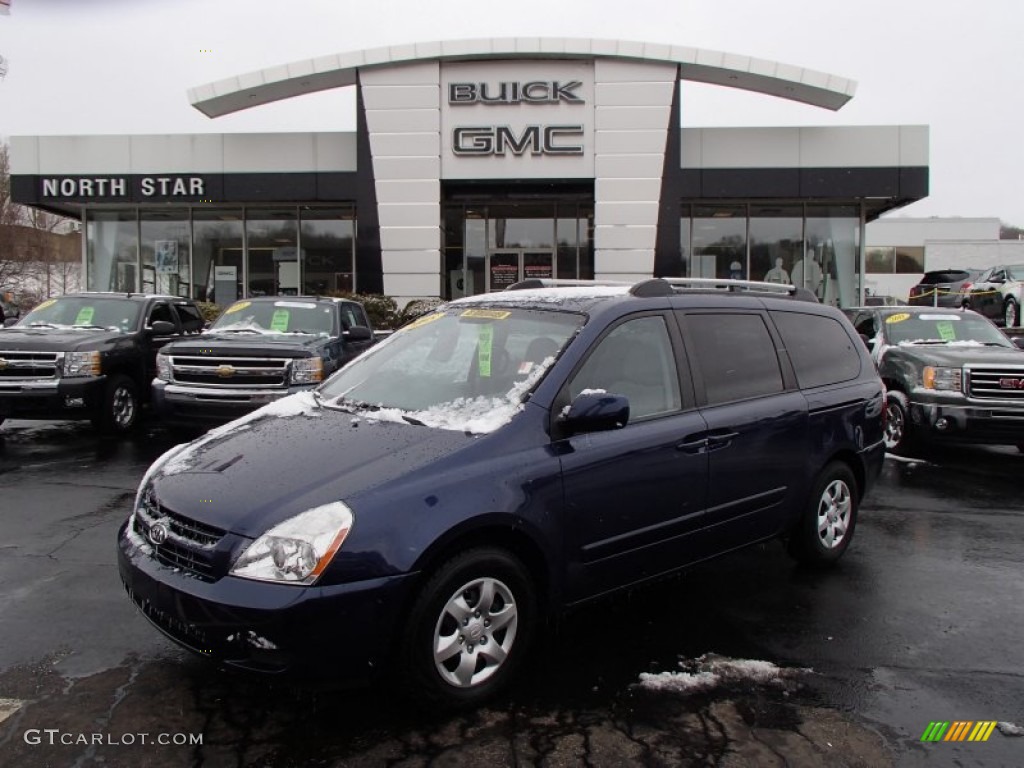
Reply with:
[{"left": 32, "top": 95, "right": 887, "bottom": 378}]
[
  {"left": 922, "top": 366, "right": 962, "bottom": 391},
  {"left": 230, "top": 501, "right": 353, "bottom": 585},
  {"left": 156, "top": 353, "right": 172, "bottom": 381},
  {"left": 290, "top": 356, "right": 324, "bottom": 384},
  {"left": 63, "top": 351, "right": 101, "bottom": 377}
]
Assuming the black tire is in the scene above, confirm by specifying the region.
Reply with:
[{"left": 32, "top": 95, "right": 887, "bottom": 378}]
[
  {"left": 93, "top": 374, "right": 139, "bottom": 434},
  {"left": 1005, "top": 299, "right": 1019, "bottom": 329},
  {"left": 787, "top": 462, "right": 858, "bottom": 567},
  {"left": 400, "top": 547, "right": 536, "bottom": 709},
  {"left": 883, "top": 390, "right": 914, "bottom": 454}
]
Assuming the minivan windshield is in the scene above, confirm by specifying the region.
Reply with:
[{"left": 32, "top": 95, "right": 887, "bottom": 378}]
[
  {"left": 319, "top": 306, "right": 584, "bottom": 433},
  {"left": 883, "top": 311, "right": 1013, "bottom": 347},
  {"left": 20, "top": 296, "right": 140, "bottom": 332}
]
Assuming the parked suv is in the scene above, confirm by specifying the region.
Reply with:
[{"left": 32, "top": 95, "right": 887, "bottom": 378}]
[
  {"left": 845, "top": 305, "right": 1024, "bottom": 453},
  {"left": 119, "top": 278, "right": 885, "bottom": 706},
  {"left": 153, "top": 296, "right": 375, "bottom": 425},
  {"left": 908, "top": 269, "right": 982, "bottom": 309},
  {"left": 963, "top": 264, "right": 1024, "bottom": 328},
  {"left": 0, "top": 293, "right": 203, "bottom": 432}
]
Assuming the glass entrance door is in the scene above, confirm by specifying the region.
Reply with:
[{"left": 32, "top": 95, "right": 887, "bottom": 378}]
[{"left": 486, "top": 250, "right": 555, "bottom": 291}]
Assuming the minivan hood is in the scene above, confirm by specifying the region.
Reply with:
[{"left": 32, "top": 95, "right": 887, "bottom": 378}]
[{"left": 148, "top": 393, "right": 477, "bottom": 537}]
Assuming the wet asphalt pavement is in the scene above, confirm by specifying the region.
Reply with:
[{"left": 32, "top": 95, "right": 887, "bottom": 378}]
[{"left": 0, "top": 418, "right": 1021, "bottom": 767}]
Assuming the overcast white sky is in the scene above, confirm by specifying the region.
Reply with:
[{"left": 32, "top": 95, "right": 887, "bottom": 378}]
[{"left": 1, "top": 0, "right": 1022, "bottom": 224}]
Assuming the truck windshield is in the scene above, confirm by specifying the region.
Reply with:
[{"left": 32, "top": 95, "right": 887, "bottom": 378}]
[
  {"left": 318, "top": 306, "right": 583, "bottom": 432},
  {"left": 211, "top": 300, "right": 336, "bottom": 335},
  {"left": 20, "top": 297, "right": 140, "bottom": 332},
  {"left": 885, "top": 312, "right": 1013, "bottom": 346}
]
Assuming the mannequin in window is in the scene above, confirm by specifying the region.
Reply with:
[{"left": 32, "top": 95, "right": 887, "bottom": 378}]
[
  {"left": 764, "top": 257, "right": 791, "bottom": 284},
  {"left": 729, "top": 261, "right": 744, "bottom": 280},
  {"left": 791, "top": 250, "right": 824, "bottom": 295}
]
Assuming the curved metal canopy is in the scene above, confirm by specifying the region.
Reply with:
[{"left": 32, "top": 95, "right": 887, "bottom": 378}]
[{"left": 188, "top": 37, "right": 856, "bottom": 118}]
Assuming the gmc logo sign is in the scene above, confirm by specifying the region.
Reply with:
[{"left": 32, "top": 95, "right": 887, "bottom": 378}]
[
  {"left": 452, "top": 125, "right": 584, "bottom": 156},
  {"left": 998, "top": 378, "right": 1024, "bottom": 389}
]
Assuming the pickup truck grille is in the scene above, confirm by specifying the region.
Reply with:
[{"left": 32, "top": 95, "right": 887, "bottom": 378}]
[
  {"left": 169, "top": 355, "right": 289, "bottom": 388},
  {"left": 0, "top": 350, "right": 61, "bottom": 380},
  {"left": 966, "top": 366, "right": 1024, "bottom": 400},
  {"left": 134, "top": 496, "right": 227, "bottom": 581}
]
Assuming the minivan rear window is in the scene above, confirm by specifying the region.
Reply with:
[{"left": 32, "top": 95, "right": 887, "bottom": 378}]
[{"left": 771, "top": 311, "right": 862, "bottom": 388}]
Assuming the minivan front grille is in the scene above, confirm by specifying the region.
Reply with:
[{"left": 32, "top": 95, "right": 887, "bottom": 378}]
[
  {"left": 966, "top": 366, "right": 1024, "bottom": 400},
  {"left": 134, "top": 496, "right": 227, "bottom": 581},
  {"left": 0, "top": 350, "right": 61, "bottom": 379},
  {"left": 169, "top": 355, "right": 289, "bottom": 388}
]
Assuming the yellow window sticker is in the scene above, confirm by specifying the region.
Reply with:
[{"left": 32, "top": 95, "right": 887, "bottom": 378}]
[
  {"left": 224, "top": 301, "right": 251, "bottom": 315},
  {"left": 885, "top": 313, "right": 911, "bottom": 324},
  {"left": 403, "top": 312, "right": 444, "bottom": 331},
  {"left": 74, "top": 306, "right": 95, "bottom": 325},
  {"left": 34, "top": 299, "right": 57, "bottom": 311},
  {"left": 936, "top": 321, "right": 957, "bottom": 341},
  {"left": 270, "top": 309, "right": 290, "bottom": 332},
  {"left": 461, "top": 309, "right": 511, "bottom": 321},
  {"left": 477, "top": 325, "right": 494, "bottom": 378}
]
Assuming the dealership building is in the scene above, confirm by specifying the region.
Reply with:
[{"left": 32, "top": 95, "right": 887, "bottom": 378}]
[{"left": 10, "top": 37, "right": 929, "bottom": 307}]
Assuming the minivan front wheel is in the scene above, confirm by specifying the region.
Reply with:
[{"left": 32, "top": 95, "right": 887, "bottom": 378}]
[
  {"left": 788, "top": 462, "right": 858, "bottom": 567},
  {"left": 402, "top": 548, "right": 536, "bottom": 709}
]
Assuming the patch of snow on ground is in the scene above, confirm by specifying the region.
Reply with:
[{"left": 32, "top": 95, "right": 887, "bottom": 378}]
[
  {"left": 998, "top": 722, "right": 1022, "bottom": 737},
  {"left": 638, "top": 653, "right": 811, "bottom": 695}
]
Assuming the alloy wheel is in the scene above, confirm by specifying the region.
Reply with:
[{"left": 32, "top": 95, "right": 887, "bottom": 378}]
[
  {"left": 111, "top": 386, "right": 136, "bottom": 429},
  {"left": 883, "top": 402, "right": 905, "bottom": 450},
  {"left": 816, "top": 479, "right": 852, "bottom": 549}
]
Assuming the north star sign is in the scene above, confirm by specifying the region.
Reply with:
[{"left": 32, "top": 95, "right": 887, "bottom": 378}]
[
  {"left": 448, "top": 79, "right": 585, "bottom": 157},
  {"left": 40, "top": 176, "right": 206, "bottom": 199}
]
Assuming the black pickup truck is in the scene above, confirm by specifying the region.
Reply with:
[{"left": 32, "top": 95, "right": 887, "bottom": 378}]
[
  {"left": 152, "top": 296, "right": 375, "bottom": 425},
  {"left": 0, "top": 293, "right": 204, "bottom": 432}
]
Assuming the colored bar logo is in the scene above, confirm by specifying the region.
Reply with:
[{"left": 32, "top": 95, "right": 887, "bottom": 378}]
[{"left": 921, "top": 721, "right": 997, "bottom": 742}]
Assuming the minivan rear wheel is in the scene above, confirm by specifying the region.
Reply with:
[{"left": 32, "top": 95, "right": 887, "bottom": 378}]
[
  {"left": 788, "top": 462, "right": 858, "bottom": 567},
  {"left": 401, "top": 547, "right": 536, "bottom": 709}
]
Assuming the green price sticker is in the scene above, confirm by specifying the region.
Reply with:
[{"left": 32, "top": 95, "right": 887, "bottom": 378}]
[
  {"left": 74, "top": 306, "right": 95, "bottom": 325},
  {"left": 936, "top": 321, "right": 956, "bottom": 341},
  {"left": 477, "top": 325, "right": 493, "bottom": 378},
  {"left": 270, "top": 309, "right": 290, "bottom": 332}
]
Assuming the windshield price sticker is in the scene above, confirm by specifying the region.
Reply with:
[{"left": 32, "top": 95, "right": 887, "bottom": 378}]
[
  {"left": 920, "top": 314, "right": 962, "bottom": 321},
  {"left": 224, "top": 301, "right": 251, "bottom": 315},
  {"left": 74, "top": 307, "right": 95, "bottom": 325},
  {"left": 274, "top": 301, "right": 318, "bottom": 309},
  {"left": 461, "top": 309, "right": 511, "bottom": 321},
  {"left": 936, "top": 321, "right": 957, "bottom": 341},
  {"left": 270, "top": 309, "right": 290, "bottom": 332},
  {"left": 885, "top": 313, "right": 911, "bottom": 324},
  {"left": 478, "top": 325, "right": 494, "bottom": 378},
  {"left": 403, "top": 312, "right": 445, "bottom": 331},
  {"left": 34, "top": 299, "right": 57, "bottom": 311}
]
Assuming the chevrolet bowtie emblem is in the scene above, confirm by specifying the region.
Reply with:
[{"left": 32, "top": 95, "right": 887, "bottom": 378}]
[
  {"left": 216, "top": 364, "right": 236, "bottom": 378},
  {"left": 0, "top": 358, "right": 7, "bottom": 370}
]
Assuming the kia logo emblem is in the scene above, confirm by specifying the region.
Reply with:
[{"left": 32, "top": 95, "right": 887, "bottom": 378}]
[{"left": 148, "top": 522, "right": 169, "bottom": 546}]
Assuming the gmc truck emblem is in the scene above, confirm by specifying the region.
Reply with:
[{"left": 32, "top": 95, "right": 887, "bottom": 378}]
[{"left": 998, "top": 378, "right": 1024, "bottom": 389}]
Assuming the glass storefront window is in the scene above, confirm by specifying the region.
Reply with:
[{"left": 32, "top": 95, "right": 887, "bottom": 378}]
[
  {"left": 866, "top": 247, "right": 895, "bottom": 273},
  {"left": 300, "top": 207, "right": 355, "bottom": 295},
  {"left": 806, "top": 205, "right": 859, "bottom": 308},
  {"left": 487, "top": 204, "right": 555, "bottom": 250},
  {"left": 86, "top": 210, "right": 137, "bottom": 293},
  {"left": 678, "top": 204, "right": 692, "bottom": 277},
  {"left": 749, "top": 205, "right": 803, "bottom": 284},
  {"left": 895, "top": 246, "right": 925, "bottom": 273},
  {"left": 464, "top": 212, "right": 486, "bottom": 299},
  {"left": 246, "top": 210, "right": 298, "bottom": 297},
  {"left": 193, "top": 210, "right": 243, "bottom": 304},
  {"left": 692, "top": 205, "right": 746, "bottom": 279},
  {"left": 140, "top": 210, "right": 190, "bottom": 297}
]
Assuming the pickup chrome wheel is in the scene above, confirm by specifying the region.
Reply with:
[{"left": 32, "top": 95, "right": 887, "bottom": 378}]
[
  {"left": 403, "top": 548, "right": 536, "bottom": 708},
  {"left": 95, "top": 375, "right": 139, "bottom": 434},
  {"left": 788, "top": 461, "right": 859, "bottom": 567},
  {"left": 883, "top": 390, "right": 912, "bottom": 453},
  {"left": 1005, "top": 299, "right": 1018, "bottom": 328}
]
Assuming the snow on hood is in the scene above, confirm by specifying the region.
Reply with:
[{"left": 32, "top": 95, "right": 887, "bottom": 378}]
[
  {"left": 448, "top": 286, "right": 629, "bottom": 305},
  {"left": 158, "top": 390, "right": 321, "bottom": 477},
  {"left": 207, "top": 320, "right": 324, "bottom": 336},
  {"left": 638, "top": 654, "right": 812, "bottom": 694},
  {"left": 897, "top": 339, "right": 986, "bottom": 347}
]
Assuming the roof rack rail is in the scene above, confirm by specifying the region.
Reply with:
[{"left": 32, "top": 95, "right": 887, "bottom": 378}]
[
  {"left": 505, "top": 278, "right": 632, "bottom": 291},
  {"left": 654, "top": 277, "right": 819, "bottom": 303}
]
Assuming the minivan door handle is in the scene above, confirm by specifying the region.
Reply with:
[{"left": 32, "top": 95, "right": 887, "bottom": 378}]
[
  {"left": 706, "top": 430, "right": 739, "bottom": 451},
  {"left": 676, "top": 436, "right": 708, "bottom": 454}
]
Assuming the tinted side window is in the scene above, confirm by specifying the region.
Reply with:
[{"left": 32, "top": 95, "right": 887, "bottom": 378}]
[
  {"left": 568, "top": 315, "right": 682, "bottom": 420},
  {"left": 340, "top": 304, "right": 364, "bottom": 330},
  {"left": 148, "top": 303, "right": 175, "bottom": 326},
  {"left": 174, "top": 303, "right": 204, "bottom": 333},
  {"left": 685, "top": 313, "right": 784, "bottom": 405},
  {"left": 771, "top": 311, "right": 862, "bottom": 388}
]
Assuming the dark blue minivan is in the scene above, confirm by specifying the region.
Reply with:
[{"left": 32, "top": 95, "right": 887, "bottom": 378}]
[{"left": 118, "top": 278, "right": 885, "bottom": 707}]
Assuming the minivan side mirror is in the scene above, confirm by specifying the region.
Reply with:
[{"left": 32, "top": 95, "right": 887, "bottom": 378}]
[
  {"left": 559, "top": 392, "right": 630, "bottom": 434},
  {"left": 343, "top": 325, "right": 373, "bottom": 342}
]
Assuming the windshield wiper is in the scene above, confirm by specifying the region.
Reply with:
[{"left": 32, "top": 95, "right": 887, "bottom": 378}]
[
  {"left": 214, "top": 328, "right": 263, "bottom": 334},
  {"left": 402, "top": 414, "right": 425, "bottom": 426},
  {"left": 26, "top": 322, "right": 63, "bottom": 329},
  {"left": 72, "top": 324, "right": 119, "bottom": 331},
  {"left": 329, "top": 395, "right": 382, "bottom": 413}
]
